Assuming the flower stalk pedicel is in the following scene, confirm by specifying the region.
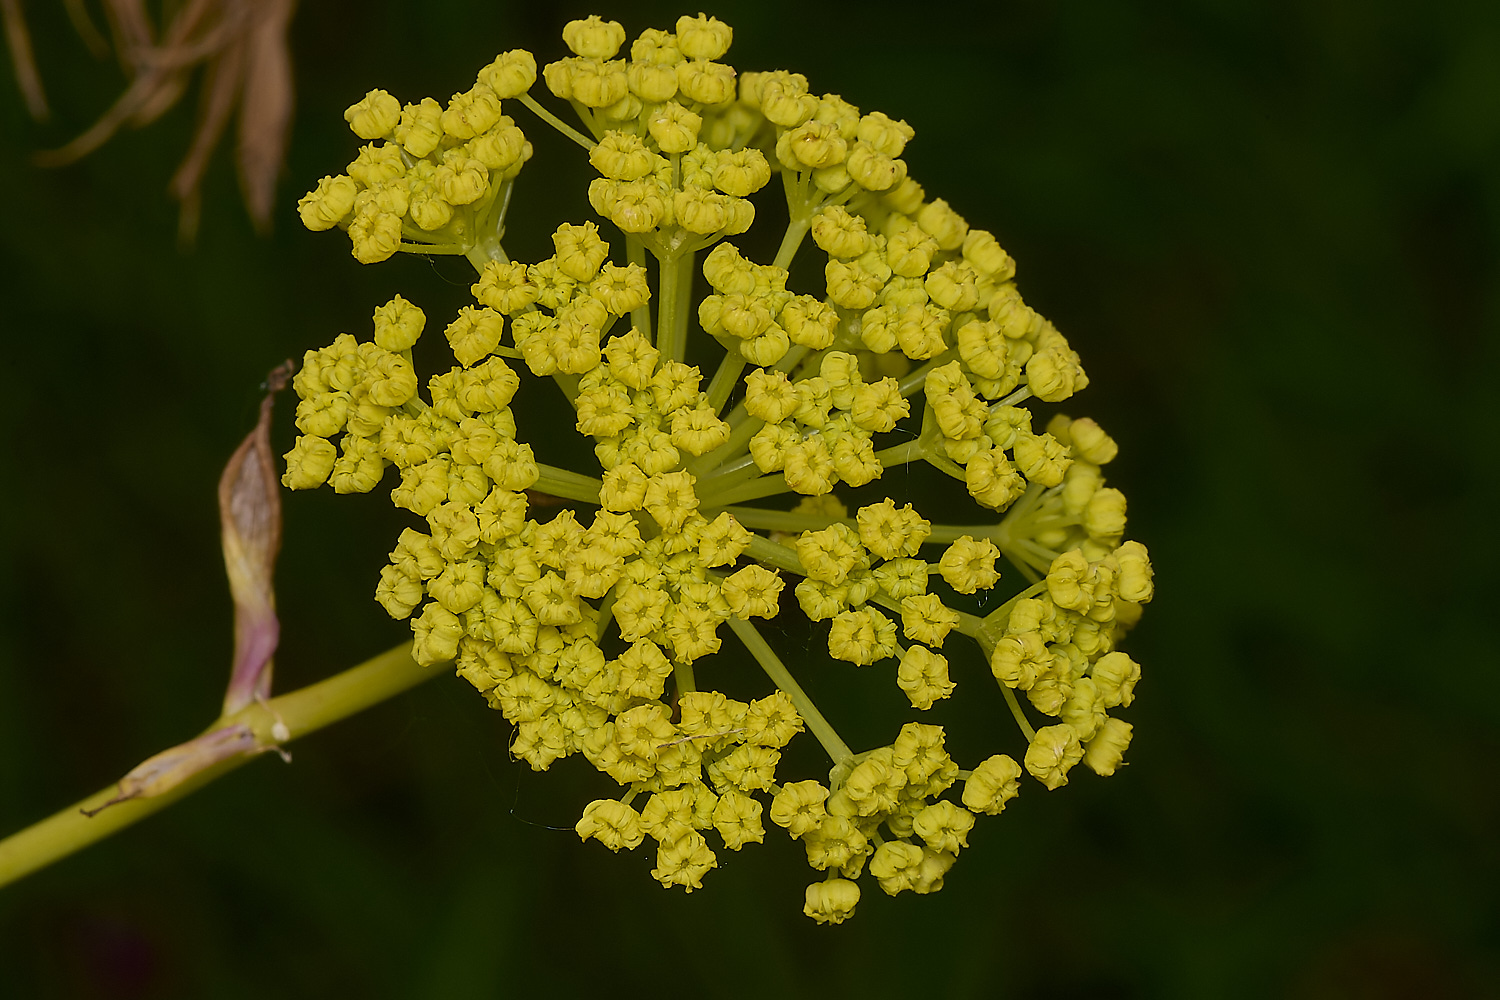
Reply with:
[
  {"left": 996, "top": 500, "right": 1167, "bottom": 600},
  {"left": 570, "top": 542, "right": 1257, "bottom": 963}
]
[{"left": 289, "top": 13, "right": 1155, "bottom": 922}]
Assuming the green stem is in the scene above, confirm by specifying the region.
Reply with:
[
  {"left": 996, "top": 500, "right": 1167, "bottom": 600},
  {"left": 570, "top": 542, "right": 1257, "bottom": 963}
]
[
  {"left": 686, "top": 412, "right": 763, "bottom": 477},
  {"left": 999, "top": 684, "right": 1037, "bottom": 742},
  {"left": 702, "top": 353, "right": 747, "bottom": 417},
  {"left": 963, "top": 580, "right": 1049, "bottom": 650},
  {"left": 772, "top": 344, "right": 812, "bottom": 376},
  {"left": 0, "top": 642, "right": 432, "bottom": 890},
  {"left": 713, "top": 506, "right": 851, "bottom": 535},
  {"left": 532, "top": 463, "right": 603, "bottom": 504},
  {"left": 897, "top": 348, "right": 960, "bottom": 398},
  {"left": 674, "top": 658, "right": 697, "bottom": 696},
  {"left": 872, "top": 439, "right": 927, "bottom": 469},
  {"left": 743, "top": 533, "right": 803, "bottom": 576},
  {"left": 772, "top": 215, "right": 811, "bottom": 271},
  {"left": 698, "top": 471, "right": 792, "bottom": 508},
  {"left": 625, "top": 236, "right": 653, "bottom": 336},
  {"left": 727, "top": 618, "right": 853, "bottom": 766},
  {"left": 517, "top": 93, "right": 596, "bottom": 150},
  {"left": 995, "top": 386, "right": 1034, "bottom": 408},
  {"left": 654, "top": 251, "right": 694, "bottom": 365},
  {"left": 925, "top": 449, "right": 968, "bottom": 482},
  {"left": 466, "top": 178, "right": 515, "bottom": 270},
  {"left": 399, "top": 242, "right": 470, "bottom": 255}
]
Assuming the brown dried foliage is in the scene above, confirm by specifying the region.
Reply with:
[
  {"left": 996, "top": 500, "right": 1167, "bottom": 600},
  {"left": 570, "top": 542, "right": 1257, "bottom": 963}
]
[{"left": 6, "top": 0, "right": 297, "bottom": 239}]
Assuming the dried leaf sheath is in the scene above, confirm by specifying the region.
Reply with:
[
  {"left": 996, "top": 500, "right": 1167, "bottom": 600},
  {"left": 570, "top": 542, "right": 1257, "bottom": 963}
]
[{"left": 220, "top": 362, "right": 291, "bottom": 714}]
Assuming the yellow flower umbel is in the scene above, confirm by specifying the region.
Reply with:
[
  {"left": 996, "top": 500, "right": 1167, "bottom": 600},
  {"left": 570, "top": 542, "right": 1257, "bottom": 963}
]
[{"left": 288, "top": 13, "right": 1153, "bottom": 923}]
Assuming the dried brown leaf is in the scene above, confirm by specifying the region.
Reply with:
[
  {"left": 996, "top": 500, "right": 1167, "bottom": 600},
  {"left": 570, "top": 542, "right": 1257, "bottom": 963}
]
[
  {"left": 2, "top": 0, "right": 49, "bottom": 119},
  {"left": 81, "top": 724, "right": 258, "bottom": 816},
  {"left": 236, "top": 0, "right": 295, "bottom": 232},
  {"left": 219, "top": 361, "right": 291, "bottom": 715}
]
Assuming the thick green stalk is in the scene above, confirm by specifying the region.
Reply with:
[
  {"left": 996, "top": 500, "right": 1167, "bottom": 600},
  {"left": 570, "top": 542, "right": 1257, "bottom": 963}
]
[
  {"left": 625, "top": 235, "right": 653, "bottom": 336},
  {"left": 654, "top": 251, "right": 695, "bottom": 365},
  {"left": 517, "top": 93, "right": 596, "bottom": 150},
  {"left": 0, "top": 642, "right": 432, "bottom": 890},
  {"left": 532, "top": 463, "right": 603, "bottom": 504},
  {"left": 728, "top": 618, "right": 852, "bottom": 766}
]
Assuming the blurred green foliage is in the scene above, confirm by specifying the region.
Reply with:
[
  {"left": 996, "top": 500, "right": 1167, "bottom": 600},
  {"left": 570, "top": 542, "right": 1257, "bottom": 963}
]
[{"left": 2, "top": 1, "right": 1496, "bottom": 997}]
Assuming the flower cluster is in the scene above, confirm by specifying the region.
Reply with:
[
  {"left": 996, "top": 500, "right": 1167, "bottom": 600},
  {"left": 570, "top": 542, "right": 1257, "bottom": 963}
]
[
  {"left": 288, "top": 14, "right": 1153, "bottom": 924},
  {"left": 298, "top": 50, "right": 537, "bottom": 263}
]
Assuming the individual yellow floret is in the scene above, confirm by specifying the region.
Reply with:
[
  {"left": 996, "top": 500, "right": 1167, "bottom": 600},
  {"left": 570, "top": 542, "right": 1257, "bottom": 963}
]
[
  {"left": 590, "top": 130, "right": 661, "bottom": 181},
  {"left": 375, "top": 564, "right": 424, "bottom": 619},
  {"left": 548, "top": 55, "right": 630, "bottom": 109},
  {"left": 412, "top": 602, "right": 463, "bottom": 666},
  {"left": 743, "top": 368, "right": 799, "bottom": 423},
  {"left": 865, "top": 840, "right": 922, "bottom": 895},
  {"left": 912, "top": 801, "right": 973, "bottom": 854},
  {"left": 989, "top": 631, "right": 1051, "bottom": 690},
  {"left": 441, "top": 84, "right": 504, "bottom": 140},
  {"left": 696, "top": 512, "right": 751, "bottom": 566},
  {"left": 282, "top": 435, "right": 337, "bottom": 489},
  {"left": 925, "top": 260, "right": 979, "bottom": 312},
  {"left": 628, "top": 43, "right": 679, "bottom": 102},
  {"left": 710, "top": 789, "right": 764, "bottom": 850},
  {"left": 938, "top": 535, "right": 1001, "bottom": 594},
  {"left": 961, "top": 754, "right": 1022, "bottom": 815},
  {"left": 444, "top": 306, "right": 505, "bottom": 368},
  {"left": 675, "top": 59, "right": 736, "bottom": 105},
  {"left": 802, "top": 814, "right": 869, "bottom": 873},
  {"left": 674, "top": 13, "right": 733, "bottom": 60},
  {"left": 344, "top": 89, "right": 401, "bottom": 140},
  {"left": 347, "top": 207, "right": 402, "bottom": 263},
  {"left": 1026, "top": 338, "right": 1089, "bottom": 402},
  {"left": 841, "top": 750, "right": 905, "bottom": 817},
  {"left": 646, "top": 101, "right": 702, "bottom": 153},
  {"left": 965, "top": 448, "right": 1026, "bottom": 510},
  {"left": 896, "top": 645, "right": 954, "bottom": 709},
  {"left": 642, "top": 470, "right": 700, "bottom": 532},
  {"left": 1083, "top": 718, "right": 1132, "bottom": 776},
  {"left": 741, "top": 691, "right": 802, "bottom": 748},
  {"left": 1112, "top": 540, "right": 1154, "bottom": 603},
  {"left": 811, "top": 204, "right": 872, "bottom": 259},
  {"left": 369, "top": 295, "right": 425, "bottom": 352},
  {"left": 826, "top": 607, "right": 897, "bottom": 666},
  {"left": 576, "top": 798, "right": 646, "bottom": 851},
  {"left": 652, "top": 823, "right": 718, "bottom": 891},
  {"left": 1045, "top": 549, "right": 1094, "bottom": 613},
  {"left": 1024, "top": 724, "right": 1084, "bottom": 790},
  {"left": 795, "top": 523, "right": 863, "bottom": 586},
  {"left": 1012, "top": 431, "right": 1073, "bottom": 488},
  {"left": 780, "top": 119, "right": 846, "bottom": 171},
  {"left": 328, "top": 433, "right": 386, "bottom": 493},
  {"left": 803, "top": 879, "right": 860, "bottom": 925},
  {"left": 916, "top": 199, "right": 968, "bottom": 251},
  {"left": 713, "top": 148, "right": 770, "bottom": 197},
  {"left": 710, "top": 743, "right": 779, "bottom": 792},
  {"left": 391, "top": 97, "right": 444, "bottom": 157},
  {"left": 769, "top": 780, "right": 828, "bottom": 837},
  {"left": 1090, "top": 651, "right": 1141, "bottom": 708},
  {"left": 562, "top": 15, "right": 626, "bottom": 59},
  {"left": 962, "top": 229, "right": 1016, "bottom": 280},
  {"left": 1084, "top": 487, "right": 1128, "bottom": 541},
  {"left": 779, "top": 436, "right": 834, "bottom": 495},
  {"left": 855, "top": 500, "right": 930, "bottom": 560},
  {"left": 899, "top": 593, "right": 960, "bottom": 647},
  {"left": 551, "top": 221, "right": 610, "bottom": 282},
  {"left": 298, "top": 175, "right": 358, "bottom": 231},
  {"left": 476, "top": 50, "right": 538, "bottom": 98},
  {"left": 470, "top": 119, "right": 532, "bottom": 171}
]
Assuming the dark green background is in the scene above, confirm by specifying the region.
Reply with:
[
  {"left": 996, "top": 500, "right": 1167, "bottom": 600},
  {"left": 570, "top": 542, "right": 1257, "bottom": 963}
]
[{"left": 2, "top": 2, "right": 1495, "bottom": 997}]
